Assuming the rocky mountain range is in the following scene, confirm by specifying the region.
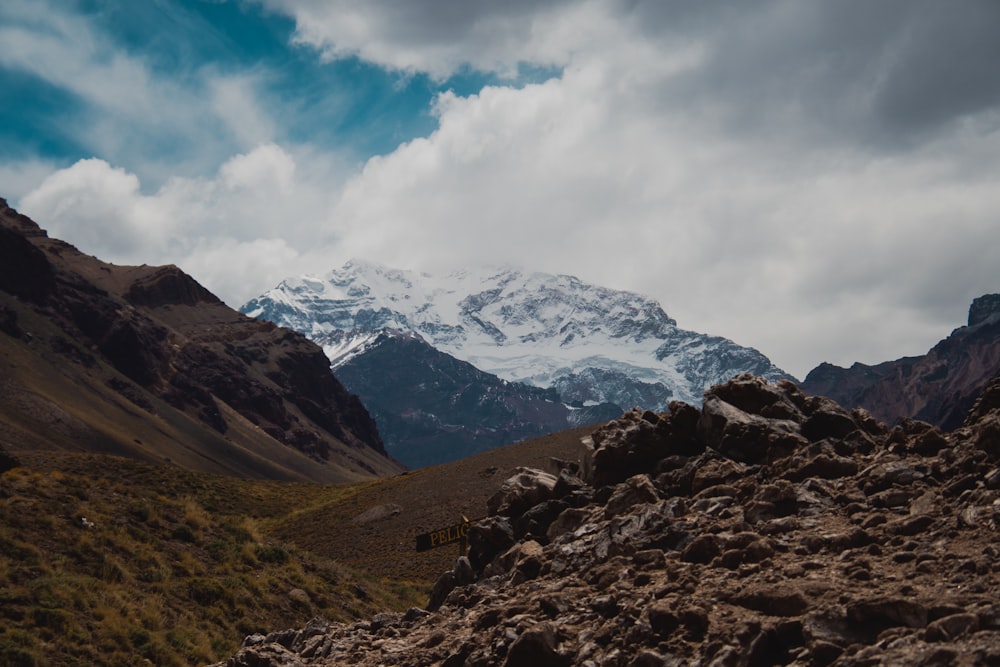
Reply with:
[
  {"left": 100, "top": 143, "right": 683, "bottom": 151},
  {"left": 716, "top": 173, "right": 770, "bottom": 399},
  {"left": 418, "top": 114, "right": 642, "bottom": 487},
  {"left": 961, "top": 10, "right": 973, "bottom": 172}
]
[
  {"left": 241, "top": 260, "right": 791, "bottom": 466},
  {"left": 217, "top": 373, "right": 1000, "bottom": 666},
  {"left": 801, "top": 294, "right": 1000, "bottom": 431},
  {"left": 0, "top": 198, "right": 401, "bottom": 482}
]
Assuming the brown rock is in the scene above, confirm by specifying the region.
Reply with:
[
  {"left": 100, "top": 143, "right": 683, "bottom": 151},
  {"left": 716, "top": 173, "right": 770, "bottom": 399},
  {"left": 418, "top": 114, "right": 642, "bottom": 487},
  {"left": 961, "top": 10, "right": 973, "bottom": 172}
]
[
  {"left": 603, "top": 474, "right": 660, "bottom": 518},
  {"left": 707, "top": 374, "right": 804, "bottom": 419},
  {"left": 487, "top": 467, "right": 558, "bottom": 517},
  {"left": 924, "top": 613, "right": 979, "bottom": 642},
  {"left": 427, "top": 570, "right": 456, "bottom": 612},
  {"left": 801, "top": 399, "right": 860, "bottom": 442},
  {"left": 468, "top": 516, "right": 515, "bottom": 573},
  {"left": 681, "top": 534, "right": 722, "bottom": 564},
  {"left": 846, "top": 597, "right": 928, "bottom": 635},
  {"left": 785, "top": 452, "right": 859, "bottom": 481},
  {"left": 731, "top": 587, "right": 809, "bottom": 617},
  {"left": 504, "top": 622, "right": 568, "bottom": 667},
  {"left": 698, "top": 394, "right": 805, "bottom": 464}
]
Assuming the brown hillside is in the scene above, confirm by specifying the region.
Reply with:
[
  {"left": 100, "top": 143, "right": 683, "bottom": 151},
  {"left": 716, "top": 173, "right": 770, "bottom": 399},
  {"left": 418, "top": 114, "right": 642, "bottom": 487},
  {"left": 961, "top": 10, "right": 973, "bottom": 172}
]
[
  {"left": 0, "top": 197, "right": 401, "bottom": 483},
  {"left": 270, "top": 424, "right": 597, "bottom": 583},
  {"left": 801, "top": 293, "right": 1000, "bottom": 431}
]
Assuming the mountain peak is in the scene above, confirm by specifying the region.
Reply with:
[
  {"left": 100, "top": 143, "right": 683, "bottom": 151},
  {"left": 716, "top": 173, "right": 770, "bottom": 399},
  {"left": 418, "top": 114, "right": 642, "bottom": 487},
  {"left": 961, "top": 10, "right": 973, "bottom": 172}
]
[
  {"left": 969, "top": 293, "right": 1000, "bottom": 327},
  {"left": 242, "top": 260, "right": 790, "bottom": 408}
]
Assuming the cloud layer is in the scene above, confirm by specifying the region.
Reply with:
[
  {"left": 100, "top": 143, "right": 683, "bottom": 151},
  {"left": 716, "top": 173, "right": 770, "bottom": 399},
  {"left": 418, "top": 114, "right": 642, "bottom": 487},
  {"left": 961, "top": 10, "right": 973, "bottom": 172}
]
[{"left": 11, "top": 0, "right": 1000, "bottom": 379}]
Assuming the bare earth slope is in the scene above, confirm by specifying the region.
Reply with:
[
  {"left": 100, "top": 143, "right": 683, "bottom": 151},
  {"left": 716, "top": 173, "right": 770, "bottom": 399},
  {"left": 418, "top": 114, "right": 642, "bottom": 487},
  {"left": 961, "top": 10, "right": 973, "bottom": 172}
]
[
  {"left": 270, "top": 424, "right": 596, "bottom": 583},
  {"left": 220, "top": 374, "right": 1000, "bottom": 666},
  {"left": 0, "top": 198, "right": 401, "bottom": 483}
]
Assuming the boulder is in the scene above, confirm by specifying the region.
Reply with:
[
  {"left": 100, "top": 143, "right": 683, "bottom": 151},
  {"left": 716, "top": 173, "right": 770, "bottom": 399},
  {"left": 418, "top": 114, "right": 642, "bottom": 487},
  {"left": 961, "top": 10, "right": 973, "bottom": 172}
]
[
  {"left": 468, "top": 516, "right": 515, "bottom": 573},
  {"left": 706, "top": 374, "right": 804, "bottom": 421},
  {"left": 697, "top": 394, "right": 806, "bottom": 464},
  {"left": 603, "top": 474, "right": 660, "bottom": 519},
  {"left": 487, "top": 468, "right": 557, "bottom": 518},
  {"left": 800, "top": 397, "right": 860, "bottom": 442},
  {"left": 846, "top": 597, "right": 928, "bottom": 637},
  {"left": 504, "top": 622, "right": 568, "bottom": 667}
]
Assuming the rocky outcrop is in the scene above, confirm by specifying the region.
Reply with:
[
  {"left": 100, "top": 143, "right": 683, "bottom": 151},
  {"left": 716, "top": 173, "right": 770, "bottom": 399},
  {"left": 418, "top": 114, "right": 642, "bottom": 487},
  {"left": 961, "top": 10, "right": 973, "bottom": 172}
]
[
  {"left": 217, "top": 374, "right": 1000, "bottom": 666},
  {"left": 0, "top": 198, "right": 400, "bottom": 482},
  {"left": 124, "top": 265, "right": 221, "bottom": 308},
  {"left": 801, "top": 294, "right": 1000, "bottom": 430}
]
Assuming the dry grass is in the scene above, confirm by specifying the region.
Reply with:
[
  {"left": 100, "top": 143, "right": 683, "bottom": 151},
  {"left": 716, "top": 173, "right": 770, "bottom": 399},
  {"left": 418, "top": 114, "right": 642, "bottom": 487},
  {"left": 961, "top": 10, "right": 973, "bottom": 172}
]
[
  {"left": 0, "top": 423, "right": 598, "bottom": 665},
  {"left": 0, "top": 456, "right": 426, "bottom": 666}
]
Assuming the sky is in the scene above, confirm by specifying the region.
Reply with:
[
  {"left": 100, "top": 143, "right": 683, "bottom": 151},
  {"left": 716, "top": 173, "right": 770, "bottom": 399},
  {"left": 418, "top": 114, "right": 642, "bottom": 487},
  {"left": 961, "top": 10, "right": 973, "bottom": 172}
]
[{"left": 2, "top": 0, "right": 999, "bottom": 380}]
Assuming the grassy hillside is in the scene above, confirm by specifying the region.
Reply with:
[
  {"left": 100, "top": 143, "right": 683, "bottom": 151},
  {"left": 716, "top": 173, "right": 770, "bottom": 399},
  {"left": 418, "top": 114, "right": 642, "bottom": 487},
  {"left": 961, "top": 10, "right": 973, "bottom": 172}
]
[
  {"left": 0, "top": 423, "right": 596, "bottom": 665},
  {"left": 0, "top": 453, "right": 424, "bottom": 666}
]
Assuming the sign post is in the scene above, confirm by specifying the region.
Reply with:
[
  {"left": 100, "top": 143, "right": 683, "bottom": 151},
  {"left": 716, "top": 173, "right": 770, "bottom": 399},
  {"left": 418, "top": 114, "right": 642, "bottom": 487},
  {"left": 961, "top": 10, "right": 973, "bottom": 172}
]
[{"left": 415, "top": 516, "right": 479, "bottom": 556}]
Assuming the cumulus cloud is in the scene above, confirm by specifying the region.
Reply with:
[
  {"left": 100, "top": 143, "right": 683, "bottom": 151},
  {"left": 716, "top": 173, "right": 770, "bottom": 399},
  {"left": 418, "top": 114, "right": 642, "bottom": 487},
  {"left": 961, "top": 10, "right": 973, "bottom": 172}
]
[
  {"left": 19, "top": 144, "right": 348, "bottom": 305},
  {"left": 20, "top": 159, "right": 173, "bottom": 257}
]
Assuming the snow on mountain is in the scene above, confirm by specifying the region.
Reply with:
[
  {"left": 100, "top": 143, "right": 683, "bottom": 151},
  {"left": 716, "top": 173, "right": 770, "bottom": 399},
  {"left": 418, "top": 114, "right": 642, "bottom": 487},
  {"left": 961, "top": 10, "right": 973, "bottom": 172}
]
[{"left": 241, "top": 259, "right": 793, "bottom": 407}]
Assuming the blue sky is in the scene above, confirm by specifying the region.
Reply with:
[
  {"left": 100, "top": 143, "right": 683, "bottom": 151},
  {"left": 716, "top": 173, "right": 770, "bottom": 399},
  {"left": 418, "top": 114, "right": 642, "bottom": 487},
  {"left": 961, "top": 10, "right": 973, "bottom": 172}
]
[
  {"left": 2, "top": 0, "right": 1000, "bottom": 379},
  {"left": 0, "top": 1, "right": 508, "bottom": 182}
]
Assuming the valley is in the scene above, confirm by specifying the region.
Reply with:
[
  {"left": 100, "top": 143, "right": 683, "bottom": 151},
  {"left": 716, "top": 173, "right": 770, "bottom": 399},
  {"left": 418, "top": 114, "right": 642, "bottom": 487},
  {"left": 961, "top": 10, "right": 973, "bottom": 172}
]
[{"left": 2, "top": 199, "right": 1000, "bottom": 665}]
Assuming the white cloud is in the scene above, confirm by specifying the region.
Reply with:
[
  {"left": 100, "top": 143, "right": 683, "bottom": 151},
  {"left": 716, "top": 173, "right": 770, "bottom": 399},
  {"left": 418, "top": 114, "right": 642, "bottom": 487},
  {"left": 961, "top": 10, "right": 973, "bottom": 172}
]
[
  {"left": 218, "top": 143, "right": 296, "bottom": 195},
  {"left": 9, "top": 0, "right": 1000, "bottom": 382},
  {"left": 0, "top": 159, "right": 64, "bottom": 203},
  {"left": 313, "top": 13, "right": 1000, "bottom": 379},
  {"left": 18, "top": 144, "right": 349, "bottom": 306},
  {"left": 183, "top": 237, "right": 301, "bottom": 306},
  {"left": 210, "top": 75, "right": 278, "bottom": 149},
  {"left": 19, "top": 158, "right": 173, "bottom": 258},
  {"left": 262, "top": 0, "right": 593, "bottom": 79},
  {"left": 0, "top": 0, "right": 281, "bottom": 187}
]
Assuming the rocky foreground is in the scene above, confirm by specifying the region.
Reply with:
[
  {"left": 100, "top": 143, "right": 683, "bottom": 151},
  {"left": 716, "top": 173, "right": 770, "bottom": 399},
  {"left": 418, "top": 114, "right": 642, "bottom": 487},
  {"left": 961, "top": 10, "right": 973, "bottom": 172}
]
[{"left": 216, "top": 375, "right": 1000, "bottom": 666}]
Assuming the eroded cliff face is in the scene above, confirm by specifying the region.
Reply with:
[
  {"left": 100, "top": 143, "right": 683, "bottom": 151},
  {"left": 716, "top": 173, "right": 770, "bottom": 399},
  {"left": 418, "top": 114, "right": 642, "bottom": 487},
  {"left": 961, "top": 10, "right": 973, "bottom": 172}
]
[
  {"left": 801, "top": 294, "right": 1000, "bottom": 430},
  {"left": 217, "top": 374, "right": 1000, "bottom": 666},
  {"left": 0, "top": 198, "right": 400, "bottom": 482}
]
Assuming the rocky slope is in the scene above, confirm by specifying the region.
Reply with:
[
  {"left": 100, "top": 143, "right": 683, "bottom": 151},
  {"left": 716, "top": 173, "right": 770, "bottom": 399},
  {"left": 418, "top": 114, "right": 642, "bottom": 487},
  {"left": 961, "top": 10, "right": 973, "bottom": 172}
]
[
  {"left": 218, "top": 374, "right": 1000, "bottom": 666},
  {"left": 801, "top": 294, "right": 1000, "bottom": 431},
  {"left": 0, "top": 198, "right": 401, "bottom": 482},
  {"left": 332, "top": 331, "right": 620, "bottom": 468}
]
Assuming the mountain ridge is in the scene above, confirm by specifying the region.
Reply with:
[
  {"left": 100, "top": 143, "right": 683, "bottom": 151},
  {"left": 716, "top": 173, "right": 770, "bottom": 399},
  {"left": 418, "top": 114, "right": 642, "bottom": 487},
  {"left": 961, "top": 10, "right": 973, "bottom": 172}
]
[
  {"left": 331, "top": 330, "right": 621, "bottom": 467},
  {"left": 241, "top": 259, "right": 793, "bottom": 408},
  {"left": 0, "top": 198, "right": 401, "bottom": 482},
  {"left": 801, "top": 293, "right": 1000, "bottom": 430}
]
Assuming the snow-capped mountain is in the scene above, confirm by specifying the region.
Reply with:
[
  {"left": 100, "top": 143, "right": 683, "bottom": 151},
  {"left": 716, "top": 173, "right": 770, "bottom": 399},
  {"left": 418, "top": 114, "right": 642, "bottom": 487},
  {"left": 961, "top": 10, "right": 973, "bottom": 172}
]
[{"left": 241, "top": 259, "right": 793, "bottom": 408}]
